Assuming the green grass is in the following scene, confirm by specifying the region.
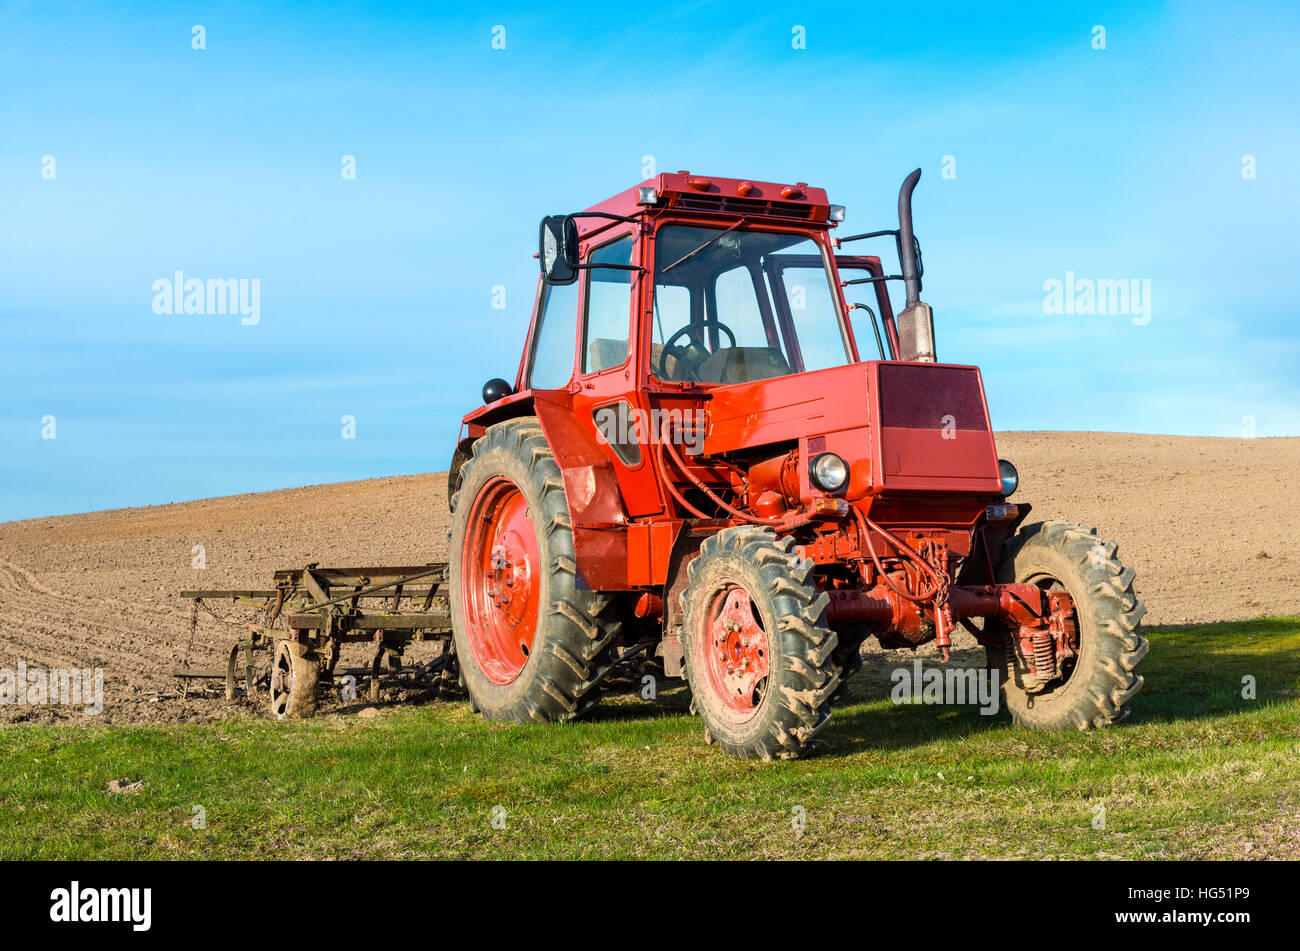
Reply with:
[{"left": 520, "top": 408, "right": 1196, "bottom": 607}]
[{"left": 3, "top": 618, "right": 1299, "bottom": 859}]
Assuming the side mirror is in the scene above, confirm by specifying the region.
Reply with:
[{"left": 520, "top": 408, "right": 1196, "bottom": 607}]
[{"left": 539, "top": 215, "right": 580, "bottom": 285}]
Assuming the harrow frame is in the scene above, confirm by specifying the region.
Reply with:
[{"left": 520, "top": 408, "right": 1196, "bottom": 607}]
[{"left": 177, "top": 563, "right": 455, "bottom": 715}]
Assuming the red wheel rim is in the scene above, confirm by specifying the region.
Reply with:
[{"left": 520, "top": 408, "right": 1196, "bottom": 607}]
[
  {"left": 697, "top": 581, "right": 770, "bottom": 721},
  {"left": 460, "top": 477, "right": 541, "bottom": 685}
]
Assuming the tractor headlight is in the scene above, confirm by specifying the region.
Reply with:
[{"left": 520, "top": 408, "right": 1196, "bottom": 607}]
[
  {"left": 998, "top": 459, "right": 1019, "bottom": 497},
  {"left": 810, "top": 452, "right": 849, "bottom": 492}
]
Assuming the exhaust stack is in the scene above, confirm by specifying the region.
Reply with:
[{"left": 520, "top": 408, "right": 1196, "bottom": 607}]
[{"left": 895, "top": 168, "right": 936, "bottom": 362}]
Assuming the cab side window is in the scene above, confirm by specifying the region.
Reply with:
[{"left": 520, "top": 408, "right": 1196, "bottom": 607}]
[
  {"left": 582, "top": 235, "right": 635, "bottom": 373},
  {"left": 529, "top": 280, "right": 580, "bottom": 390}
]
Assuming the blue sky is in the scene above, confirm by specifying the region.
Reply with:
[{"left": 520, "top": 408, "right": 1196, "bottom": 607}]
[{"left": 1, "top": 0, "right": 1297, "bottom": 521}]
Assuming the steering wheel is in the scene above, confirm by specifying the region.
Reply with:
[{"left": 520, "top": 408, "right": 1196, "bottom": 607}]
[{"left": 659, "top": 319, "right": 737, "bottom": 381}]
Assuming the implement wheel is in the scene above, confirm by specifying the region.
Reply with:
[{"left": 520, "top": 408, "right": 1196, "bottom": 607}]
[
  {"left": 985, "top": 521, "right": 1148, "bottom": 729},
  {"left": 680, "top": 526, "right": 839, "bottom": 760},
  {"left": 270, "top": 639, "right": 319, "bottom": 719},
  {"left": 225, "top": 643, "right": 258, "bottom": 701},
  {"left": 449, "top": 418, "right": 621, "bottom": 723}
]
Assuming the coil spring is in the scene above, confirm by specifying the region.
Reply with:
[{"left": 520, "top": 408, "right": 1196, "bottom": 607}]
[{"left": 1032, "top": 629, "right": 1056, "bottom": 682}]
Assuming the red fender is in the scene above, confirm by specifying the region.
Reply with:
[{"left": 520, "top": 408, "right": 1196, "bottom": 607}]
[{"left": 532, "top": 390, "right": 631, "bottom": 591}]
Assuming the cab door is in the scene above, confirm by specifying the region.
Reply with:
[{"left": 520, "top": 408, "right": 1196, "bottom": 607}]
[{"left": 570, "top": 228, "right": 665, "bottom": 518}]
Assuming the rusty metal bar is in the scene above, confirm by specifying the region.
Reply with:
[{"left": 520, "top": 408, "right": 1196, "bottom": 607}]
[
  {"left": 271, "top": 565, "right": 445, "bottom": 585},
  {"left": 180, "top": 590, "right": 278, "bottom": 600},
  {"left": 281, "top": 567, "right": 446, "bottom": 614},
  {"left": 284, "top": 612, "right": 451, "bottom": 630}
]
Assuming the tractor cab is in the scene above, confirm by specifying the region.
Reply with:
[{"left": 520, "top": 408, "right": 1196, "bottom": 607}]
[{"left": 522, "top": 170, "right": 932, "bottom": 400}]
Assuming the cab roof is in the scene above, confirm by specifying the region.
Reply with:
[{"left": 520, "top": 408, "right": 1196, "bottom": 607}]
[{"left": 579, "top": 171, "right": 833, "bottom": 234}]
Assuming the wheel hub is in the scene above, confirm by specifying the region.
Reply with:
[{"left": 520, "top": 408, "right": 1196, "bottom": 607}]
[
  {"left": 488, "top": 537, "right": 532, "bottom": 623},
  {"left": 701, "top": 584, "right": 769, "bottom": 718}
]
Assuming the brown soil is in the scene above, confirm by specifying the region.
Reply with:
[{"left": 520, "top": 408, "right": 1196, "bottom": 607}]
[{"left": 1, "top": 433, "right": 1296, "bottom": 725}]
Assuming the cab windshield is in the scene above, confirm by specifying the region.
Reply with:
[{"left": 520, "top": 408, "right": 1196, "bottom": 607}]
[{"left": 650, "top": 224, "right": 851, "bottom": 384}]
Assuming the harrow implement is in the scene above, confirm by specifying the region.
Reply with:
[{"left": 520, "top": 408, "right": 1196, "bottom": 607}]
[{"left": 177, "top": 563, "right": 456, "bottom": 717}]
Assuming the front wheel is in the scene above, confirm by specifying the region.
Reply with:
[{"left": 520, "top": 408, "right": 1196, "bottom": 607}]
[
  {"left": 680, "top": 527, "right": 839, "bottom": 760},
  {"left": 984, "top": 521, "right": 1148, "bottom": 729}
]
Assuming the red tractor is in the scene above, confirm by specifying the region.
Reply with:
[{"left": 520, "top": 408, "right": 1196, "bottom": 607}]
[{"left": 447, "top": 169, "right": 1148, "bottom": 760}]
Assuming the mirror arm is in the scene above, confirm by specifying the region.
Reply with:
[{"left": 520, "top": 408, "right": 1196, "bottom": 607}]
[
  {"left": 567, "top": 212, "right": 643, "bottom": 225},
  {"left": 565, "top": 211, "right": 651, "bottom": 245},
  {"left": 837, "top": 229, "right": 924, "bottom": 283},
  {"left": 838, "top": 228, "right": 899, "bottom": 243},
  {"left": 571, "top": 263, "right": 645, "bottom": 274}
]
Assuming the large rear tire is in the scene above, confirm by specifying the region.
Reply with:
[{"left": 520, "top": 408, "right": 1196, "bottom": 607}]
[
  {"left": 680, "top": 527, "right": 839, "bottom": 760},
  {"left": 985, "top": 520, "right": 1148, "bottom": 729},
  {"left": 449, "top": 418, "right": 621, "bottom": 723}
]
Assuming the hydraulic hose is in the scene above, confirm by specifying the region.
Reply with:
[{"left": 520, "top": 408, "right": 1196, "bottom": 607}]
[
  {"left": 853, "top": 507, "right": 944, "bottom": 603},
  {"left": 657, "top": 423, "right": 784, "bottom": 525}
]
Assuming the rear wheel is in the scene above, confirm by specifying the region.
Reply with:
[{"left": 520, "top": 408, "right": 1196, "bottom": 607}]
[
  {"left": 449, "top": 418, "right": 621, "bottom": 723},
  {"left": 985, "top": 521, "right": 1148, "bottom": 729},
  {"left": 681, "top": 527, "right": 839, "bottom": 760}
]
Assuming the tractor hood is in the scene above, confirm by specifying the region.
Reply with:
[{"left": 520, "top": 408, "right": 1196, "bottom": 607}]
[{"left": 701, "top": 361, "right": 1002, "bottom": 495}]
